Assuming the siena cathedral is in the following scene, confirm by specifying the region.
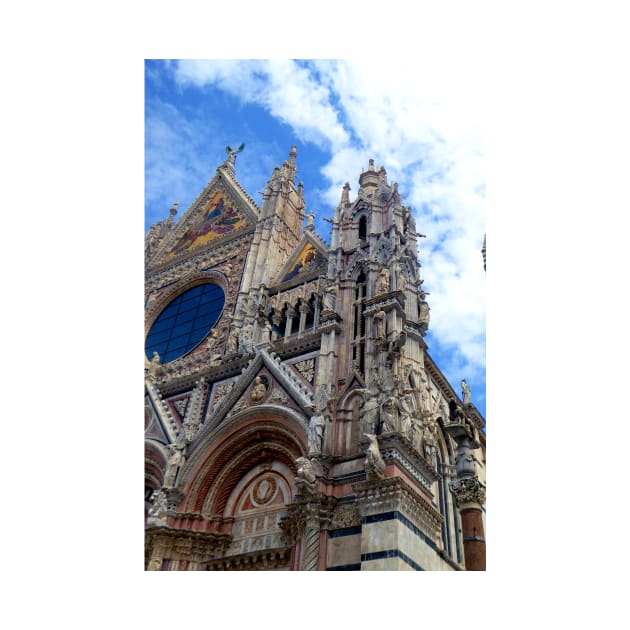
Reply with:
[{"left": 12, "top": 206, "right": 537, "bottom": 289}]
[{"left": 144, "top": 145, "right": 486, "bottom": 571}]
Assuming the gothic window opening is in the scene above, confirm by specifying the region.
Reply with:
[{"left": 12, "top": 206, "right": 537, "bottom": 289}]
[
  {"left": 274, "top": 304, "right": 288, "bottom": 338},
  {"left": 352, "top": 270, "right": 367, "bottom": 375},
  {"left": 304, "top": 295, "right": 316, "bottom": 331},
  {"left": 358, "top": 215, "right": 367, "bottom": 241}
]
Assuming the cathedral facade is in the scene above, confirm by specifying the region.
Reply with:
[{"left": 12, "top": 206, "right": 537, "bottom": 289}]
[{"left": 144, "top": 146, "right": 486, "bottom": 571}]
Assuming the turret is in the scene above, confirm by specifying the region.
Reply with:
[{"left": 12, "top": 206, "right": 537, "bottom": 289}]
[{"left": 241, "top": 146, "right": 307, "bottom": 292}]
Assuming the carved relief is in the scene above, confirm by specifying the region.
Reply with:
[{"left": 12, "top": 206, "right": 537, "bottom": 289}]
[
  {"left": 229, "top": 398, "right": 248, "bottom": 417},
  {"left": 213, "top": 382, "right": 235, "bottom": 406},
  {"left": 331, "top": 504, "right": 361, "bottom": 529},
  {"left": 147, "top": 489, "right": 168, "bottom": 527},
  {"left": 364, "top": 433, "right": 386, "bottom": 480},
  {"left": 172, "top": 398, "right": 189, "bottom": 418},
  {"left": 252, "top": 477, "right": 277, "bottom": 506},
  {"left": 250, "top": 375, "right": 269, "bottom": 403},
  {"left": 294, "top": 358, "right": 315, "bottom": 383},
  {"left": 449, "top": 477, "right": 486, "bottom": 507},
  {"left": 270, "top": 388, "right": 289, "bottom": 403}
]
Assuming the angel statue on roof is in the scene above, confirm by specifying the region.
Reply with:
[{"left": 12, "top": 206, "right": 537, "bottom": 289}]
[{"left": 225, "top": 143, "right": 245, "bottom": 168}]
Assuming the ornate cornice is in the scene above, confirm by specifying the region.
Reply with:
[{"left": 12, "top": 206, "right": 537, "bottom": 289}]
[
  {"left": 364, "top": 291, "right": 405, "bottom": 314},
  {"left": 269, "top": 330, "right": 322, "bottom": 358},
  {"left": 156, "top": 354, "right": 251, "bottom": 397},
  {"left": 352, "top": 476, "right": 443, "bottom": 544},
  {"left": 376, "top": 432, "right": 439, "bottom": 490},
  {"left": 206, "top": 548, "right": 291, "bottom": 571},
  {"left": 145, "top": 526, "right": 232, "bottom": 564}
]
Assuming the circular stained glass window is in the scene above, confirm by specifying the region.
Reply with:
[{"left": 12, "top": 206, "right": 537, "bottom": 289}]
[{"left": 145, "top": 283, "right": 225, "bottom": 363}]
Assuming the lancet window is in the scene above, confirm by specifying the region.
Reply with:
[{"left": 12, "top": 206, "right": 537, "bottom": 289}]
[{"left": 351, "top": 270, "right": 367, "bottom": 375}]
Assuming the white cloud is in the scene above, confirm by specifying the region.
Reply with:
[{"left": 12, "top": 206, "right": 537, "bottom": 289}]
[{"left": 175, "top": 60, "right": 350, "bottom": 150}]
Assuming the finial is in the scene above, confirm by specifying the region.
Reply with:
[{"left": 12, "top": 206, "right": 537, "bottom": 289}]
[
  {"left": 305, "top": 211, "right": 315, "bottom": 231},
  {"left": 340, "top": 182, "right": 350, "bottom": 205},
  {"left": 286, "top": 146, "right": 298, "bottom": 182},
  {"left": 297, "top": 181, "right": 304, "bottom": 202},
  {"left": 368, "top": 158, "right": 375, "bottom": 171},
  {"left": 169, "top": 202, "right": 179, "bottom": 217}
]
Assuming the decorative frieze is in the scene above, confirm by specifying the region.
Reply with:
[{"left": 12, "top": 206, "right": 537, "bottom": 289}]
[
  {"left": 145, "top": 527, "right": 232, "bottom": 568},
  {"left": 352, "top": 476, "right": 443, "bottom": 544},
  {"left": 207, "top": 548, "right": 292, "bottom": 571},
  {"left": 331, "top": 503, "right": 361, "bottom": 529}
]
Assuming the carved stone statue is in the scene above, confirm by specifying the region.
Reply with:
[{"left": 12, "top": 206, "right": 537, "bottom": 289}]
[
  {"left": 307, "top": 409, "right": 327, "bottom": 455},
  {"left": 147, "top": 489, "right": 168, "bottom": 526},
  {"left": 357, "top": 387, "right": 380, "bottom": 435},
  {"left": 419, "top": 300, "right": 430, "bottom": 329},
  {"left": 296, "top": 456, "right": 318, "bottom": 486},
  {"left": 461, "top": 379, "right": 471, "bottom": 405},
  {"left": 224, "top": 142, "right": 245, "bottom": 168},
  {"left": 377, "top": 267, "right": 390, "bottom": 294},
  {"left": 263, "top": 321, "right": 273, "bottom": 343},
  {"left": 398, "top": 391, "right": 415, "bottom": 440},
  {"left": 322, "top": 284, "right": 338, "bottom": 312},
  {"left": 226, "top": 326, "right": 239, "bottom": 353},
  {"left": 373, "top": 309, "right": 386, "bottom": 340},
  {"left": 364, "top": 433, "right": 385, "bottom": 480},
  {"left": 393, "top": 256, "right": 407, "bottom": 292},
  {"left": 238, "top": 323, "right": 254, "bottom": 354},
  {"left": 380, "top": 394, "right": 399, "bottom": 433},
  {"left": 164, "top": 441, "right": 186, "bottom": 488},
  {"left": 205, "top": 329, "right": 219, "bottom": 351},
  {"left": 147, "top": 352, "right": 163, "bottom": 378},
  {"left": 254, "top": 288, "right": 268, "bottom": 319},
  {"left": 250, "top": 376, "right": 268, "bottom": 403},
  {"left": 422, "top": 422, "right": 437, "bottom": 462}
]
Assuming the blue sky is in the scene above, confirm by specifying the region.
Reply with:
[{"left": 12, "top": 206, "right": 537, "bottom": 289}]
[{"left": 145, "top": 59, "right": 486, "bottom": 417}]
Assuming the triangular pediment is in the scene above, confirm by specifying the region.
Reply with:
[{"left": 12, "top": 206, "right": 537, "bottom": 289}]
[
  {"left": 152, "top": 168, "right": 259, "bottom": 267},
  {"left": 197, "top": 349, "right": 314, "bottom": 441},
  {"left": 274, "top": 232, "right": 328, "bottom": 286},
  {"left": 145, "top": 394, "right": 172, "bottom": 444},
  {"left": 337, "top": 372, "right": 366, "bottom": 404}
]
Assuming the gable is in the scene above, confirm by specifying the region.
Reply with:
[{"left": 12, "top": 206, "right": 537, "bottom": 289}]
[
  {"left": 151, "top": 169, "right": 259, "bottom": 268},
  {"left": 163, "top": 189, "right": 248, "bottom": 261},
  {"left": 276, "top": 235, "right": 328, "bottom": 284}
]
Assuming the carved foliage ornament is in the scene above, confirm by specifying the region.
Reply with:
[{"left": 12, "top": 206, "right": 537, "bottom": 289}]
[
  {"left": 449, "top": 477, "right": 486, "bottom": 507},
  {"left": 294, "top": 358, "right": 315, "bottom": 383},
  {"left": 214, "top": 382, "right": 235, "bottom": 405}
]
